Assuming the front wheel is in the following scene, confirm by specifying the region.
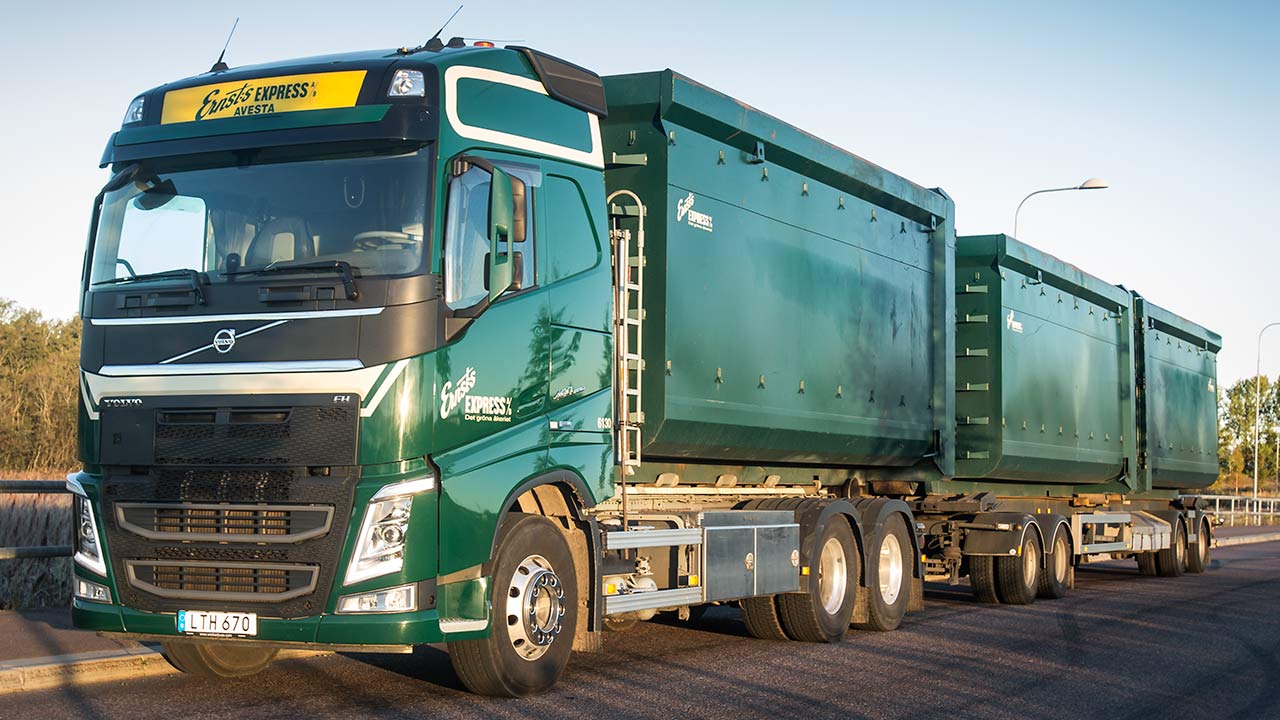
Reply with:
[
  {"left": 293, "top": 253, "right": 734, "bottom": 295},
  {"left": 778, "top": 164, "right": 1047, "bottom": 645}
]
[
  {"left": 160, "top": 641, "right": 277, "bottom": 678},
  {"left": 448, "top": 513, "right": 578, "bottom": 697}
]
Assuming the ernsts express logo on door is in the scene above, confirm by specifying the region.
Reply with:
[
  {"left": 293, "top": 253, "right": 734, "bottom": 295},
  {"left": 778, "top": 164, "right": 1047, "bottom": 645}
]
[
  {"left": 440, "top": 367, "right": 513, "bottom": 423},
  {"left": 160, "top": 70, "right": 367, "bottom": 124}
]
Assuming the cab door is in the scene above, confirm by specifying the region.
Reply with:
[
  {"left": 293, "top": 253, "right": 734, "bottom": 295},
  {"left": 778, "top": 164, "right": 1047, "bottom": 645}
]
[{"left": 433, "top": 156, "right": 550, "bottom": 579}]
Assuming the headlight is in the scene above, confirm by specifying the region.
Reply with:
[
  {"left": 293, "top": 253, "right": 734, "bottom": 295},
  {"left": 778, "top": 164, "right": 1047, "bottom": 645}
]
[
  {"left": 67, "top": 475, "right": 108, "bottom": 577},
  {"left": 122, "top": 95, "right": 146, "bottom": 124},
  {"left": 344, "top": 475, "right": 435, "bottom": 585},
  {"left": 388, "top": 69, "right": 425, "bottom": 97}
]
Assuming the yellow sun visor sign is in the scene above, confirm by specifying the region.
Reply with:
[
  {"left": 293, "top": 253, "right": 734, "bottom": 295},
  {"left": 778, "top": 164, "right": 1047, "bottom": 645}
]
[{"left": 160, "top": 70, "right": 368, "bottom": 125}]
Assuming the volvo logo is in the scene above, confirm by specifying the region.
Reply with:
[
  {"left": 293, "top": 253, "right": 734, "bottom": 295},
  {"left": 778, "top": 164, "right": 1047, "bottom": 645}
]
[
  {"left": 102, "top": 398, "right": 143, "bottom": 407},
  {"left": 213, "top": 328, "right": 237, "bottom": 353}
]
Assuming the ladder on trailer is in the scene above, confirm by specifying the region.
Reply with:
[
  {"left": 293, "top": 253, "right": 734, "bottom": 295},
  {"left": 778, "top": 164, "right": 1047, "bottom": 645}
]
[{"left": 608, "top": 190, "right": 646, "bottom": 475}]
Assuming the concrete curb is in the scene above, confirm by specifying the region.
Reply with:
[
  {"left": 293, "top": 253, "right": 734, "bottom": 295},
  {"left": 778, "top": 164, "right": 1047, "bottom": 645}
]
[
  {"left": 1214, "top": 531, "right": 1280, "bottom": 548},
  {"left": 0, "top": 646, "right": 326, "bottom": 696}
]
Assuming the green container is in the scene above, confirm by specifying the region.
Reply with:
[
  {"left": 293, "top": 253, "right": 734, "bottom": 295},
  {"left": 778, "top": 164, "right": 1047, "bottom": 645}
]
[
  {"left": 953, "top": 234, "right": 1138, "bottom": 488},
  {"left": 601, "top": 70, "right": 956, "bottom": 474},
  {"left": 1133, "top": 296, "right": 1221, "bottom": 490}
]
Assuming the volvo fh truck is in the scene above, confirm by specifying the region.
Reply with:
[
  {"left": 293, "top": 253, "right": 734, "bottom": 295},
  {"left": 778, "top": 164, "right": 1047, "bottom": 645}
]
[{"left": 70, "top": 40, "right": 1220, "bottom": 696}]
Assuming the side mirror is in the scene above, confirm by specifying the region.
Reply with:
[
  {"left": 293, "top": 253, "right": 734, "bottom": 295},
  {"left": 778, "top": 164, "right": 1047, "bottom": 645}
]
[{"left": 487, "top": 167, "right": 515, "bottom": 302}]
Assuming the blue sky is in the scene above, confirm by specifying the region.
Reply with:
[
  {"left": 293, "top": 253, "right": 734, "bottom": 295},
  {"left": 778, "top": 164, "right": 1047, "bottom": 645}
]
[{"left": 0, "top": 1, "right": 1275, "bottom": 383}]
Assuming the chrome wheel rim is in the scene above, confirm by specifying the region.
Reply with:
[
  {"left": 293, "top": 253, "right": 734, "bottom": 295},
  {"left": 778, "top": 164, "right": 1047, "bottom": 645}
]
[
  {"left": 1198, "top": 525, "right": 1209, "bottom": 561},
  {"left": 1022, "top": 538, "right": 1039, "bottom": 590},
  {"left": 818, "top": 536, "right": 848, "bottom": 615},
  {"left": 1176, "top": 526, "right": 1187, "bottom": 565},
  {"left": 505, "top": 554, "right": 565, "bottom": 662},
  {"left": 1053, "top": 535, "right": 1069, "bottom": 582},
  {"left": 878, "top": 533, "right": 904, "bottom": 605}
]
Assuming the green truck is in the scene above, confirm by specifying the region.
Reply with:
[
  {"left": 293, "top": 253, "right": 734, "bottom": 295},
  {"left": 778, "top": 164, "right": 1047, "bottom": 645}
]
[{"left": 70, "top": 39, "right": 1221, "bottom": 696}]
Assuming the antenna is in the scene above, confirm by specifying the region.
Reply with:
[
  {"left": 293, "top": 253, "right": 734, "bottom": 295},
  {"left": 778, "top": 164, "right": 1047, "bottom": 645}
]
[
  {"left": 210, "top": 17, "right": 240, "bottom": 73},
  {"left": 399, "top": 5, "right": 462, "bottom": 54}
]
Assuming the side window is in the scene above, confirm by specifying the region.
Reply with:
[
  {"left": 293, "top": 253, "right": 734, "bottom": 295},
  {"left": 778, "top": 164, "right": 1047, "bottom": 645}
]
[
  {"left": 444, "top": 161, "right": 538, "bottom": 309},
  {"left": 444, "top": 166, "right": 491, "bottom": 309},
  {"left": 541, "top": 176, "right": 599, "bottom": 283}
]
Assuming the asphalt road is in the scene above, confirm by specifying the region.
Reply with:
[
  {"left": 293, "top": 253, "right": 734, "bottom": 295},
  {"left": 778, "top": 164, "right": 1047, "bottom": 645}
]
[{"left": 7, "top": 542, "right": 1279, "bottom": 720}]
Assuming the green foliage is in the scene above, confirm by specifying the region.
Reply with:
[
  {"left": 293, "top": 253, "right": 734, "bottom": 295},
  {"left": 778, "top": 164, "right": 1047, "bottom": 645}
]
[
  {"left": 0, "top": 298, "right": 81, "bottom": 473},
  {"left": 1216, "top": 375, "right": 1280, "bottom": 493}
]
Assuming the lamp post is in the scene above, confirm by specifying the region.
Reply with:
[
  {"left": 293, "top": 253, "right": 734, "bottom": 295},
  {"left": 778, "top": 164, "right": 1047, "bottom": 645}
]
[
  {"left": 1253, "top": 322, "right": 1280, "bottom": 500},
  {"left": 1013, "top": 178, "right": 1110, "bottom": 238}
]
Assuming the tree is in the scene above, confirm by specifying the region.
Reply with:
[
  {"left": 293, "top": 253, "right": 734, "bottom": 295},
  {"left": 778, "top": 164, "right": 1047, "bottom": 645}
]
[
  {"left": 0, "top": 298, "right": 81, "bottom": 473},
  {"left": 1216, "top": 375, "right": 1279, "bottom": 493}
]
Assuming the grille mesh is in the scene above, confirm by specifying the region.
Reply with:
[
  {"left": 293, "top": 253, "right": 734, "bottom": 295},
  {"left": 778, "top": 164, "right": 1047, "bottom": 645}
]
[
  {"left": 128, "top": 560, "right": 317, "bottom": 601},
  {"left": 116, "top": 503, "right": 332, "bottom": 542}
]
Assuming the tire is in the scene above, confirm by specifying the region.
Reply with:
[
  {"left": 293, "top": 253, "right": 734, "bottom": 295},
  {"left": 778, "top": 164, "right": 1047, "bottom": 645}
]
[
  {"left": 1156, "top": 520, "right": 1187, "bottom": 577},
  {"left": 1185, "top": 518, "right": 1211, "bottom": 574},
  {"left": 448, "top": 513, "right": 578, "bottom": 697},
  {"left": 777, "top": 518, "right": 859, "bottom": 642},
  {"left": 160, "top": 641, "right": 277, "bottom": 678},
  {"left": 1136, "top": 551, "right": 1159, "bottom": 576},
  {"left": 968, "top": 555, "right": 1000, "bottom": 604},
  {"left": 995, "top": 531, "right": 1040, "bottom": 605},
  {"left": 854, "top": 513, "right": 912, "bottom": 631},
  {"left": 1037, "top": 529, "right": 1072, "bottom": 600},
  {"left": 740, "top": 596, "right": 790, "bottom": 641}
]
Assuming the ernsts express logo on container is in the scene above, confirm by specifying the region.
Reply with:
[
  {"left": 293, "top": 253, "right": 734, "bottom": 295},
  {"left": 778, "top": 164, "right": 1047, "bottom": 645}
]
[
  {"left": 440, "top": 367, "right": 513, "bottom": 423},
  {"left": 676, "top": 192, "right": 714, "bottom": 232},
  {"left": 160, "top": 70, "right": 367, "bottom": 124}
]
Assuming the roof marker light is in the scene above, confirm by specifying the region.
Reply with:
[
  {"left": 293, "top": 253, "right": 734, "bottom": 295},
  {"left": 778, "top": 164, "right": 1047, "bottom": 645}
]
[
  {"left": 473, "top": 40, "right": 495, "bottom": 47},
  {"left": 122, "top": 96, "right": 146, "bottom": 125},
  {"left": 388, "top": 69, "right": 425, "bottom": 97}
]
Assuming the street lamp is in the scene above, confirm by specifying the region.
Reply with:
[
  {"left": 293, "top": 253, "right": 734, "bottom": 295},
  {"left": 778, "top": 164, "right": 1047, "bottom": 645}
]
[
  {"left": 1253, "top": 322, "right": 1280, "bottom": 500},
  {"left": 1013, "top": 178, "right": 1110, "bottom": 238}
]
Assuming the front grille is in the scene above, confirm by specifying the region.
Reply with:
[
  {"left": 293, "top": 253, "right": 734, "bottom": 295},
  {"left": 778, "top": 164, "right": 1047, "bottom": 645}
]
[
  {"left": 104, "top": 466, "right": 360, "bottom": 618},
  {"left": 115, "top": 502, "right": 333, "bottom": 543},
  {"left": 152, "top": 405, "right": 356, "bottom": 466},
  {"left": 126, "top": 560, "right": 319, "bottom": 602}
]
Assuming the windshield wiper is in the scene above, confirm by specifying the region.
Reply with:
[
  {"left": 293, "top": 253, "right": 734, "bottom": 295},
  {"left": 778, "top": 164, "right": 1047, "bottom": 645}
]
[
  {"left": 92, "top": 268, "right": 206, "bottom": 305},
  {"left": 223, "top": 260, "right": 359, "bottom": 300}
]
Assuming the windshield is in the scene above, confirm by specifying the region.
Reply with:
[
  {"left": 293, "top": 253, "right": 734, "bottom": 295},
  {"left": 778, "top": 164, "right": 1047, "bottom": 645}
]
[{"left": 90, "top": 147, "right": 430, "bottom": 286}]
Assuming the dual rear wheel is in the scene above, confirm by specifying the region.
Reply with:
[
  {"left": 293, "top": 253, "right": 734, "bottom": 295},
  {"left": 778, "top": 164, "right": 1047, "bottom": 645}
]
[
  {"left": 741, "top": 513, "right": 912, "bottom": 641},
  {"left": 971, "top": 528, "right": 1069, "bottom": 605}
]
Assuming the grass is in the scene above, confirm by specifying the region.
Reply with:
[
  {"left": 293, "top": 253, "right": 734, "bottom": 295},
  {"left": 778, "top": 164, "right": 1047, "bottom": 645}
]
[{"left": 0, "top": 476, "right": 73, "bottom": 610}]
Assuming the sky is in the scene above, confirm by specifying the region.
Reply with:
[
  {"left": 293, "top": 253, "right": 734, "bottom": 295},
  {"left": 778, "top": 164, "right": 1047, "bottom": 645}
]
[{"left": 0, "top": 1, "right": 1275, "bottom": 384}]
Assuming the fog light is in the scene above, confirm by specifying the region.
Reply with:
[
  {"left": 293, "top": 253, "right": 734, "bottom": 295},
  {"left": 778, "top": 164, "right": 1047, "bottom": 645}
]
[
  {"left": 336, "top": 584, "right": 417, "bottom": 614},
  {"left": 75, "top": 577, "right": 112, "bottom": 603}
]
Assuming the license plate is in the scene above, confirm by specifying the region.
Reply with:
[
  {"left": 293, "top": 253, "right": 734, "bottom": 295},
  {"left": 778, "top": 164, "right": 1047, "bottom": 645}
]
[{"left": 177, "top": 610, "right": 258, "bottom": 637}]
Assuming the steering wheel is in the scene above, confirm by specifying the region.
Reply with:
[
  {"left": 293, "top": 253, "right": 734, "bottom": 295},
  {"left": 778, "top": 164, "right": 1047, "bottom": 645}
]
[{"left": 353, "top": 230, "right": 418, "bottom": 251}]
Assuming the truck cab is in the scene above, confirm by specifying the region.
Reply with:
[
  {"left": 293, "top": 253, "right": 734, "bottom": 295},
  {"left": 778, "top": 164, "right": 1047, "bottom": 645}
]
[{"left": 73, "top": 42, "right": 617, "bottom": 694}]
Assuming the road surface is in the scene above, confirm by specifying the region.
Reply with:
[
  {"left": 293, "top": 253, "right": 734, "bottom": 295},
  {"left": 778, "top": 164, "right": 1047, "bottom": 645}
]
[{"left": 7, "top": 542, "right": 1277, "bottom": 720}]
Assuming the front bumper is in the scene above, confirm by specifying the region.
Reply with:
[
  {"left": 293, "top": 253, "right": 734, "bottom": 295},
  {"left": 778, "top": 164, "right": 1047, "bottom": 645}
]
[{"left": 73, "top": 597, "right": 458, "bottom": 646}]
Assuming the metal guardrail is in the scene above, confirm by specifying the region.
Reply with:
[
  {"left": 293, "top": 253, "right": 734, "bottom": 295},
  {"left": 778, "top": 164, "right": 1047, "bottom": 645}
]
[
  {"left": 0, "top": 479, "right": 73, "bottom": 561},
  {"left": 1194, "top": 494, "right": 1280, "bottom": 527}
]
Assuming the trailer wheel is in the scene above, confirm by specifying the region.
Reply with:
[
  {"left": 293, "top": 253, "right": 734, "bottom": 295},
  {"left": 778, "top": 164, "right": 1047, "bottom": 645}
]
[
  {"left": 1156, "top": 520, "right": 1187, "bottom": 578},
  {"left": 968, "top": 556, "right": 1000, "bottom": 604},
  {"left": 160, "top": 641, "right": 277, "bottom": 678},
  {"left": 777, "top": 517, "right": 859, "bottom": 642},
  {"left": 740, "top": 596, "right": 790, "bottom": 641},
  {"left": 1136, "top": 551, "right": 1159, "bottom": 576},
  {"left": 1185, "top": 518, "right": 1211, "bottom": 573},
  {"left": 1037, "top": 530, "right": 1072, "bottom": 599},
  {"left": 448, "top": 513, "right": 577, "bottom": 697},
  {"left": 854, "top": 514, "right": 911, "bottom": 631},
  {"left": 995, "top": 532, "right": 1040, "bottom": 605}
]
